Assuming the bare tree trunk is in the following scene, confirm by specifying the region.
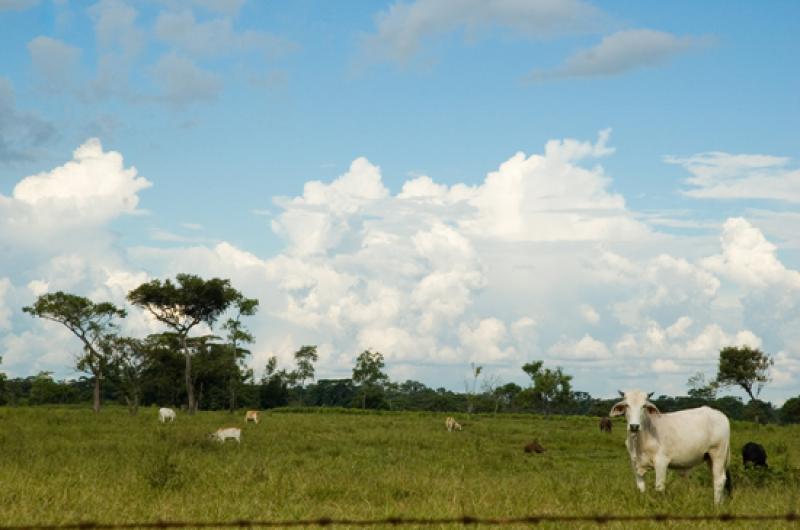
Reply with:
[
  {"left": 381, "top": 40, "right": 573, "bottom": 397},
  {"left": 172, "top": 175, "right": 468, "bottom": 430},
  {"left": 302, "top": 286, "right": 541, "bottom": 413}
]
[
  {"left": 93, "top": 375, "right": 101, "bottom": 413},
  {"left": 182, "top": 336, "right": 195, "bottom": 414}
]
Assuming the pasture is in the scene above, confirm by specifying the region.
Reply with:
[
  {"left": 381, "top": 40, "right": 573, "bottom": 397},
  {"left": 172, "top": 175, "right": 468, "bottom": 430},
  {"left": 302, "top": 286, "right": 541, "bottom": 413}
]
[{"left": 0, "top": 407, "right": 798, "bottom": 529}]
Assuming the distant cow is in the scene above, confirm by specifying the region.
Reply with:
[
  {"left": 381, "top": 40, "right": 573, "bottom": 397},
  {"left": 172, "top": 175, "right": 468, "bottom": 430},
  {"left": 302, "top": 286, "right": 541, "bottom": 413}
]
[
  {"left": 445, "top": 417, "right": 462, "bottom": 432},
  {"left": 211, "top": 427, "right": 241, "bottom": 444},
  {"left": 599, "top": 416, "right": 612, "bottom": 433},
  {"left": 245, "top": 410, "right": 259, "bottom": 424},
  {"left": 742, "top": 442, "right": 768, "bottom": 468},
  {"left": 610, "top": 389, "right": 731, "bottom": 504},
  {"left": 158, "top": 407, "right": 176, "bottom": 424},
  {"left": 524, "top": 440, "right": 545, "bottom": 454}
]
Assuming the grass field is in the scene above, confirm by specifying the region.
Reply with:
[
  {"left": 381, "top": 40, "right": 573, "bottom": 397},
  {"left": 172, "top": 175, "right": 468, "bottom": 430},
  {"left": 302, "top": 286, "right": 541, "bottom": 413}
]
[{"left": 0, "top": 406, "right": 798, "bottom": 529}]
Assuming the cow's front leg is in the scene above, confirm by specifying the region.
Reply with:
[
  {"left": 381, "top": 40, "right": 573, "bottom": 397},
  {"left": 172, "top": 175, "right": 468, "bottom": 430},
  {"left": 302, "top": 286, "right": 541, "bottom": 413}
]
[
  {"left": 631, "top": 459, "right": 647, "bottom": 493},
  {"left": 654, "top": 456, "right": 669, "bottom": 493}
]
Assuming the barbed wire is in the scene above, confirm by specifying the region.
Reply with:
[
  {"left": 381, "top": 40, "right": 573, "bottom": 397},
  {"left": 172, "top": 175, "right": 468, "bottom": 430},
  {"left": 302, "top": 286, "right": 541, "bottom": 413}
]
[{"left": 1, "top": 513, "right": 799, "bottom": 529}]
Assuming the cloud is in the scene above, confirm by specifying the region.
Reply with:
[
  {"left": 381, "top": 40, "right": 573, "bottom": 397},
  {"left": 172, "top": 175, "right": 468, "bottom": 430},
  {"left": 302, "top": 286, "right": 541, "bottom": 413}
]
[
  {"left": 88, "top": 0, "right": 145, "bottom": 58},
  {"left": 0, "top": 77, "right": 56, "bottom": 163},
  {"left": 150, "top": 52, "right": 223, "bottom": 106},
  {"left": 530, "top": 29, "right": 705, "bottom": 81},
  {"left": 668, "top": 151, "right": 800, "bottom": 203},
  {"left": 0, "top": 0, "right": 38, "bottom": 11},
  {"left": 156, "top": 0, "right": 246, "bottom": 17},
  {"left": 652, "top": 358, "right": 681, "bottom": 373},
  {"left": 579, "top": 304, "right": 600, "bottom": 324},
  {"left": 2, "top": 133, "right": 799, "bottom": 400},
  {"left": 154, "top": 9, "right": 293, "bottom": 59},
  {"left": 701, "top": 218, "right": 800, "bottom": 290},
  {"left": 363, "top": 0, "right": 605, "bottom": 64},
  {"left": 0, "top": 138, "right": 151, "bottom": 257},
  {"left": 27, "top": 36, "right": 82, "bottom": 93},
  {"left": 549, "top": 334, "right": 611, "bottom": 360}
]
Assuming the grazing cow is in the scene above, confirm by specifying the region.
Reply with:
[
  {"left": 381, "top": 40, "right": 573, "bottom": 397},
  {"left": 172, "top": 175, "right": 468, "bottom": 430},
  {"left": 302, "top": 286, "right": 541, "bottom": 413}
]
[
  {"left": 211, "top": 427, "right": 241, "bottom": 444},
  {"left": 445, "top": 416, "right": 462, "bottom": 432},
  {"left": 245, "top": 410, "right": 259, "bottom": 424},
  {"left": 158, "top": 407, "right": 176, "bottom": 424},
  {"left": 599, "top": 416, "right": 612, "bottom": 433},
  {"left": 524, "top": 440, "right": 545, "bottom": 453},
  {"left": 742, "top": 442, "right": 768, "bottom": 468},
  {"left": 610, "top": 389, "right": 731, "bottom": 504}
]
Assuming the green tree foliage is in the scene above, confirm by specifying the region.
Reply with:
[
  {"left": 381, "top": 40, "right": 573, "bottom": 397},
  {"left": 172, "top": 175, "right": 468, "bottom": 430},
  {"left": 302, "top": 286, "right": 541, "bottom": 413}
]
[
  {"left": 715, "top": 345, "right": 773, "bottom": 401},
  {"left": 521, "top": 361, "right": 573, "bottom": 415},
  {"left": 292, "top": 345, "right": 319, "bottom": 404},
  {"left": 259, "top": 356, "right": 290, "bottom": 409},
  {"left": 221, "top": 295, "right": 259, "bottom": 412},
  {"left": 105, "top": 336, "right": 148, "bottom": 415},
  {"left": 352, "top": 349, "right": 389, "bottom": 409},
  {"left": 127, "top": 274, "right": 242, "bottom": 414},
  {"left": 780, "top": 396, "right": 800, "bottom": 424},
  {"left": 23, "top": 292, "right": 126, "bottom": 413}
]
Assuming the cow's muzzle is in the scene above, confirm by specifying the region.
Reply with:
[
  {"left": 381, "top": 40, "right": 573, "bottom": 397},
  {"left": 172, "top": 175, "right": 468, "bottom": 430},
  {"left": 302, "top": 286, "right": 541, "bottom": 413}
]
[{"left": 629, "top": 424, "right": 640, "bottom": 432}]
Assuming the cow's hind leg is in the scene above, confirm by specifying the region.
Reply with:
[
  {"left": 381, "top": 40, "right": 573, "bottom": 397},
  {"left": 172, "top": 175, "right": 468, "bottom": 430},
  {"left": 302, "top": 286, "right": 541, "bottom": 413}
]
[{"left": 709, "top": 449, "right": 728, "bottom": 504}]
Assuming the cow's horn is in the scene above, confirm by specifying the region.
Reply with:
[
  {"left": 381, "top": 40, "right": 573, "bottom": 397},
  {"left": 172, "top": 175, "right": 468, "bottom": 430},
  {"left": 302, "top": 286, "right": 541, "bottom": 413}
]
[
  {"left": 618, "top": 390, "right": 625, "bottom": 397},
  {"left": 647, "top": 391, "right": 655, "bottom": 399}
]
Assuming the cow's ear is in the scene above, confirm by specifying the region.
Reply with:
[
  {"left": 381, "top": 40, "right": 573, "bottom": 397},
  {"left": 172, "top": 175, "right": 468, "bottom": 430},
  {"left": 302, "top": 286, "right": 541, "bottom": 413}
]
[
  {"left": 645, "top": 402, "right": 660, "bottom": 415},
  {"left": 609, "top": 402, "right": 627, "bottom": 417}
]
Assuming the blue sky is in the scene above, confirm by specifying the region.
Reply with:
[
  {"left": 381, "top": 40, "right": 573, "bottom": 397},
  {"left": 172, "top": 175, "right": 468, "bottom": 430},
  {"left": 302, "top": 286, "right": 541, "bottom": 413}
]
[{"left": 1, "top": 0, "right": 799, "bottom": 402}]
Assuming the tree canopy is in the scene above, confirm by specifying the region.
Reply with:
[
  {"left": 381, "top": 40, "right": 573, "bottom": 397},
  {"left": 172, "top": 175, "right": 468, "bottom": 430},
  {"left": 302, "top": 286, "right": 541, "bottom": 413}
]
[
  {"left": 23, "top": 292, "right": 126, "bottom": 412},
  {"left": 715, "top": 345, "right": 773, "bottom": 401}
]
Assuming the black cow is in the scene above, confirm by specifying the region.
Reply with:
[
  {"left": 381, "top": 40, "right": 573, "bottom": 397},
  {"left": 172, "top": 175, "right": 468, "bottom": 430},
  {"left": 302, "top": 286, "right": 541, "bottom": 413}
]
[
  {"left": 599, "top": 416, "right": 612, "bottom": 433},
  {"left": 742, "top": 442, "right": 768, "bottom": 468}
]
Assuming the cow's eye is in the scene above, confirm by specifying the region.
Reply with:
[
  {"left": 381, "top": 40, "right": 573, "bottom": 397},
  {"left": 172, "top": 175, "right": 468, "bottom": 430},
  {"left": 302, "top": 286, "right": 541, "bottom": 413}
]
[{"left": 613, "top": 404, "right": 626, "bottom": 413}]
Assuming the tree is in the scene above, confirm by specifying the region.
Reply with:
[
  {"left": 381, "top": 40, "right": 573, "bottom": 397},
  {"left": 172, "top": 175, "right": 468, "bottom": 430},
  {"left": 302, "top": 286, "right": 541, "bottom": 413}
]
[
  {"left": 293, "top": 345, "right": 319, "bottom": 404},
  {"left": 715, "top": 345, "right": 773, "bottom": 401},
  {"left": 351, "top": 349, "right": 389, "bottom": 409},
  {"left": 23, "top": 292, "right": 126, "bottom": 413},
  {"left": 522, "top": 360, "right": 573, "bottom": 415},
  {"left": 106, "top": 336, "right": 150, "bottom": 415},
  {"left": 221, "top": 295, "right": 259, "bottom": 412},
  {"left": 127, "top": 274, "right": 241, "bottom": 414},
  {"left": 464, "top": 362, "right": 483, "bottom": 415},
  {"left": 780, "top": 396, "right": 800, "bottom": 424},
  {"left": 260, "top": 356, "right": 290, "bottom": 409},
  {"left": 687, "top": 371, "right": 717, "bottom": 400}
]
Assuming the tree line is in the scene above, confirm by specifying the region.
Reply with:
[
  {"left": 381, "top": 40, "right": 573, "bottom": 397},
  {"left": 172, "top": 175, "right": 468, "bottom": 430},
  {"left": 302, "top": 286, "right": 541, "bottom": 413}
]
[{"left": 1, "top": 273, "right": 798, "bottom": 424}]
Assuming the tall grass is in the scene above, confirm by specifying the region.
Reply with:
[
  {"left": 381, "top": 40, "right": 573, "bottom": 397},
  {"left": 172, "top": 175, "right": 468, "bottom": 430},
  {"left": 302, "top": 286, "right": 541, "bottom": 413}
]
[{"left": 0, "top": 406, "right": 798, "bottom": 528}]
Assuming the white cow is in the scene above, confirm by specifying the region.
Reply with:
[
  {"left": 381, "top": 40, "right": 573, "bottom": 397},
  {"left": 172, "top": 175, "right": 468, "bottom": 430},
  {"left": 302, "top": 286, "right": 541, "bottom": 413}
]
[
  {"left": 445, "top": 416, "right": 462, "bottom": 432},
  {"left": 211, "top": 427, "right": 241, "bottom": 444},
  {"left": 245, "top": 410, "right": 259, "bottom": 424},
  {"left": 610, "top": 389, "right": 731, "bottom": 504},
  {"left": 158, "top": 407, "right": 176, "bottom": 424}
]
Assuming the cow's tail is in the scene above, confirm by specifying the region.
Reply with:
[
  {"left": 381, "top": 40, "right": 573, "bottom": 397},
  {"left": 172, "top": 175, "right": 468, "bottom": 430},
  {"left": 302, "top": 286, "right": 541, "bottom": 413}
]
[{"left": 724, "top": 443, "right": 733, "bottom": 497}]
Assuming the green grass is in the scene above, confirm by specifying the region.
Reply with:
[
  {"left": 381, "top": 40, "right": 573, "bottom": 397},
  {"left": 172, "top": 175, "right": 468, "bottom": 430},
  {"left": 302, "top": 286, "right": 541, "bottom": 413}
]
[{"left": 0, "top": 407, "right": 798, "bottom": 529}]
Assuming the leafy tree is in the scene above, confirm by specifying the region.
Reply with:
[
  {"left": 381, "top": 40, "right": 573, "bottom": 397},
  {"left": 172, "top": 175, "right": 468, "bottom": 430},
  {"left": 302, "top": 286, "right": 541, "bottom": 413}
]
[
  {"left": 292, "top": 345, "right": 319, "bottom": 404},
  {"left": 522, "top": 360, "right": 573, "bottom": 415},
  {"left": 127, "top": 274, "right": 241, "bottom": 414},
  {"left": 780, "top": 396, "right": 800, "bottom": 424},
  {"left": 105, "top": 336, "right": 150, "bottom": 415},
  {"left": 221, "top": 295, "right": 259, "bottom": 412},
  {"left": 742, "top": 399, "right": 777, "bottom": 425},
  {"left": 260, "top": 356, "right": 290, "bottom": 409},
  {"left": 23, "top": 292, "right": 126, "bottom": 412},
  {"left": 715, "top": 345, "right": 773, "bottom": 401},
  {"left": 687, "top": 371, "right": 717, "bottom": 400},
  {"left": 352, "top": 349, "right": 389, "bottom": 409}
]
